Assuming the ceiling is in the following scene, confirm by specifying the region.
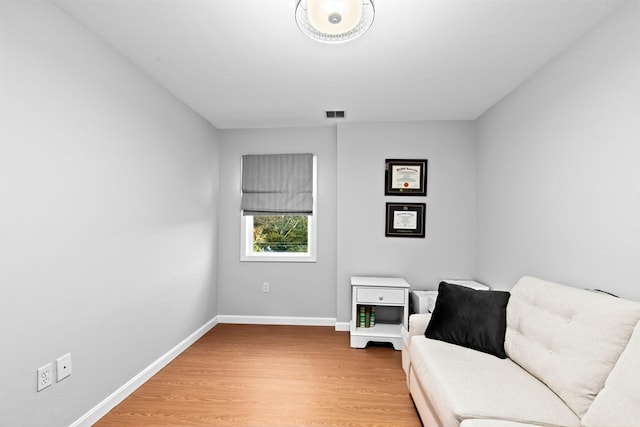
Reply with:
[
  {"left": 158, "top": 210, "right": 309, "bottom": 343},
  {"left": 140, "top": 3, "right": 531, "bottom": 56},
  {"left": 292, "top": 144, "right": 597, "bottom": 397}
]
[{"left": 53, "top": 0, "right": 624, "bottom": 129}]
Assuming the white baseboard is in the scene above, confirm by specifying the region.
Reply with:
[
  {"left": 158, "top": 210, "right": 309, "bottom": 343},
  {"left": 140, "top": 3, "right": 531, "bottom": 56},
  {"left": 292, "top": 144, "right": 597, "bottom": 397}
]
[
  {"left": 218, "top": 315, "right": 337, "bottom": 327},
  {"left": 334, "top": 321, "right": 350, "bottom": 332},
  {"left": 70, "top": 316, "right": 219, "bottom": 427}
]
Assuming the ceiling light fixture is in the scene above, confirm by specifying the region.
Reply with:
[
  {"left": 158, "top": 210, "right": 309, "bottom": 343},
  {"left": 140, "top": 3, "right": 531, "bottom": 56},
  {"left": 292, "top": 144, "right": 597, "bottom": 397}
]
[{"left": 295, "top": 0, "right": 375, "bottom": 44}]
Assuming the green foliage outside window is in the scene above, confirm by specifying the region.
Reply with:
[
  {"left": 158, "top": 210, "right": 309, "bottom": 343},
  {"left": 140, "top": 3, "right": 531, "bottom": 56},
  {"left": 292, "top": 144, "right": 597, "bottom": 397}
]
[{"left": 252, "top": 215, "right": 309, "bottom": 253}]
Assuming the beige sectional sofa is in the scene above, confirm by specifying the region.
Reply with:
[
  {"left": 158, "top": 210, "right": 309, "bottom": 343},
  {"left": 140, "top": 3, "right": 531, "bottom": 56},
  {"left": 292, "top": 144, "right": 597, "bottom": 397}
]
[{"left": 403, "top": 276, "right": 640, "bottom": 427}]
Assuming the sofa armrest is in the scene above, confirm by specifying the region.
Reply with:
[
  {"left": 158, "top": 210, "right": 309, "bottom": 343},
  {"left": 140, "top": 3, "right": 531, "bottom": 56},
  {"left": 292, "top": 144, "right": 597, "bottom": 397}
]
[
  {"left": 409, "top": 313, "right": 431, "bottom": 339},
  {"left": 403, "top": 313, "right": 432, "bottom": 377}
]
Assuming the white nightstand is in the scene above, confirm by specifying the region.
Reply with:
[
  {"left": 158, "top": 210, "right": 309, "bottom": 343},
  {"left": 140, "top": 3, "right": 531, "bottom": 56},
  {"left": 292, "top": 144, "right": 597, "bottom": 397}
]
[{"left": 350, "top": 276, "right": 410, "bottom": 350}]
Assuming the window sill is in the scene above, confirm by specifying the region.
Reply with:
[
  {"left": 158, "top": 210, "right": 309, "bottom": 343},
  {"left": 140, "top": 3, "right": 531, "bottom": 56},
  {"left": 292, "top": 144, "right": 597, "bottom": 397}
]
[{"left": 240, "top": 254, "right": 317, "bottom": 263}]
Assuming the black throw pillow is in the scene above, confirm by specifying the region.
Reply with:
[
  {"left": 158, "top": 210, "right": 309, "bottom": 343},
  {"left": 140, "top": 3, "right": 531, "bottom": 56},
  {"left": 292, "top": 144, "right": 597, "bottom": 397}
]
[{"left": 425, "top": 282, "right": 511, "bottom": 358}]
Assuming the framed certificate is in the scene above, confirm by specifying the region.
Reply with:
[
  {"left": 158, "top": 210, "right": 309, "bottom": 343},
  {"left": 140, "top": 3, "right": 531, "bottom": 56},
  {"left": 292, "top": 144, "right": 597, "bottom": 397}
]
[
  {"left": 384, "top": 159, "right": 427, "bottom": 196},
  {"left": 385, "top": 203, "right": 426, "bottom": 238}
]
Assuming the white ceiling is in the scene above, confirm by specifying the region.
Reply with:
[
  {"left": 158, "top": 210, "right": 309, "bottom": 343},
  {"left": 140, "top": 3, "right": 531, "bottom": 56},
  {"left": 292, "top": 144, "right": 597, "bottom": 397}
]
[{"left": 53, "top": 0, "right": 624, "bottom": 129}]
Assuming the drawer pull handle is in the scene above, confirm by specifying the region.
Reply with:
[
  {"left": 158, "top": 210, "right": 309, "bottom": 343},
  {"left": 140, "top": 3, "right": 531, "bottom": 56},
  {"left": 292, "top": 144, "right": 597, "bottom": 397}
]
[{"left": 378, "top": 295, "right": 383, "bottom": 301}]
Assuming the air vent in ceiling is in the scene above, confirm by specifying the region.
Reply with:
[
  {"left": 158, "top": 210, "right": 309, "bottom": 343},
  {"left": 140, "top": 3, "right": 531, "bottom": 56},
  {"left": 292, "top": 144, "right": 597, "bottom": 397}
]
[{"left": 325, "top": 110, "right": 346, "bottom": 119}]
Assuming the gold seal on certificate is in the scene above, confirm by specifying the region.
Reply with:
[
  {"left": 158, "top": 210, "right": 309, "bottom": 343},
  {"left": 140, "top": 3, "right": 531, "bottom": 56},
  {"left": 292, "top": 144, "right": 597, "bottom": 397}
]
[{"left": 385, "top": 159, "right": 427, "bottom": 196}]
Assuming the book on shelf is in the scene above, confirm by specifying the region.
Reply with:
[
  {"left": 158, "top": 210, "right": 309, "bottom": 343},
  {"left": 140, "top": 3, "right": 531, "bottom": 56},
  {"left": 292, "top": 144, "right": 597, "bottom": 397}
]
[
  {"left": 357, "top": 305, "right": 377, "bottom": 328},
  {"left": 365, "top": 305, "right": 371, "bottom": 327}
]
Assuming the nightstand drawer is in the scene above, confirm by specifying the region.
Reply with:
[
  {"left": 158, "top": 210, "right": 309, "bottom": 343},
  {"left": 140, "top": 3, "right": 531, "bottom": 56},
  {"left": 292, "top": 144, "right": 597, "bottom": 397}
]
[{"left": 357, "top": 288, "right": 405, "bottom": 304}]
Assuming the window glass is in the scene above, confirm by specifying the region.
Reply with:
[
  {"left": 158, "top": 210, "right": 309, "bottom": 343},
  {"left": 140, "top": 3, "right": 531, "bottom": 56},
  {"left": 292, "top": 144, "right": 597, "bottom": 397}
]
[{"left": 252, "top": 215, "right": 309, "bottom": 253}]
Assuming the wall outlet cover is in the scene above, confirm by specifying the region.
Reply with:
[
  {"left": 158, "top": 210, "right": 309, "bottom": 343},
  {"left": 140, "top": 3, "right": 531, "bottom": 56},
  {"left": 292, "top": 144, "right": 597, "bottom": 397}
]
[
  {"left": 56, "top": 353, "right": 72, "bottom": 382},
  {"left": 37, "top": 363, "right": 53, "bottom": 391}
]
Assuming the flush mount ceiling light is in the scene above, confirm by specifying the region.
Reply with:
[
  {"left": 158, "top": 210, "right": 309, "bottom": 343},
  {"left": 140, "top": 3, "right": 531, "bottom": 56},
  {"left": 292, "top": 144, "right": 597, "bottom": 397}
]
[{"left": 295, "top": 0, "right": 375, "bottom": 44}]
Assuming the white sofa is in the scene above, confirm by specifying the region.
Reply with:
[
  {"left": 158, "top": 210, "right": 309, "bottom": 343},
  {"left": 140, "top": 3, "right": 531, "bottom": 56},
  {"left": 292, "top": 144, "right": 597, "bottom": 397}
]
[{"left": 403, "top": 276, "right": 640, "bottom": 427}]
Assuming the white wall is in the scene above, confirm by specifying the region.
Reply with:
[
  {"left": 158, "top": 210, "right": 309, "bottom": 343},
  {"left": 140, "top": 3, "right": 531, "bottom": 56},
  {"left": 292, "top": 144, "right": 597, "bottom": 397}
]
[
  {"left": 336, "top": 122, "right": 476, "bottom": 322},
  {"left": 217, "top": 127, "right": 337, "bottom": 320},
  {"left": 0, "top": 1, "right": 220, "bottom": 426},
  {"left": 476, "top": 0, "right": 640, "bottom": 300}
]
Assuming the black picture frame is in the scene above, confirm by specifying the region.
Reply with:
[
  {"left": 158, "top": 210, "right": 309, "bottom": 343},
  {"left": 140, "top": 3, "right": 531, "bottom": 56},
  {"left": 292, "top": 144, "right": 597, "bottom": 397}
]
[
  {"left": 384, "top": 159, "right": 427, "bottom": 196},
  {"left": 385, "top": 203, "right": 426, "bottom": 238}
]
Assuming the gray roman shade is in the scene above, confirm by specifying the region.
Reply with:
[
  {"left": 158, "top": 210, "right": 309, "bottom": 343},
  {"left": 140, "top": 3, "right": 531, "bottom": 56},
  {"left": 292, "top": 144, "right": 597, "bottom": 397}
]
[{"left": 241, "top": 153, "right": 314, "bottom": 216}]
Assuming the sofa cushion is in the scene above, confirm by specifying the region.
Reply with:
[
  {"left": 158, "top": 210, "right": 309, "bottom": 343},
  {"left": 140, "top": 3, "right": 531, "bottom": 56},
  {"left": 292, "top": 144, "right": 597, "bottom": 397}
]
[
  {"left": 409, "top": 335, "right": 581, "bottom": 427},
  {"left": 505, "top": 276, "right": 640, "bottom": 418},
  {"left": 581, "top": 320, "right": 640, "bottom": 427},
  {"left": 425, "top": 282, "right": 510, "bottom": 358}
]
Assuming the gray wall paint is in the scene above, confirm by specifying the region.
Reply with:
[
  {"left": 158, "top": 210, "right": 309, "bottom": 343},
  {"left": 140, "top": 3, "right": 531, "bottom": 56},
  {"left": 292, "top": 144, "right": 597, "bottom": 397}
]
[
  {"left": 336, "top": 122, "right": 477, "bottom": 322},
  {"left": 217, "top": 127, "right": 337, "bottom": 318},
  {"left": 0, "top": 2, "right": 220, "bottom": 426},
  {"left": 476, "top": 0, "right": 640, "bottom": 300}
]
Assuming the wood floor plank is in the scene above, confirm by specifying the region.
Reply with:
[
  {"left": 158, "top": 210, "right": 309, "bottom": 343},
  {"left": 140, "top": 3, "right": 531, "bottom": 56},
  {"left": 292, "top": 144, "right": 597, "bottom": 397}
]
[{"left": 94, "top": 324, "right": 422, "bottom": 427}]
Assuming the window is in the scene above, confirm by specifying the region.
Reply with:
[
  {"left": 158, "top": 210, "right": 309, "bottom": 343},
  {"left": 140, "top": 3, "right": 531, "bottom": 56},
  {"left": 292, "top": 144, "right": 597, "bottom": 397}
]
[{"left": 241, "top": 154, "right": 317, "bottom": 262}]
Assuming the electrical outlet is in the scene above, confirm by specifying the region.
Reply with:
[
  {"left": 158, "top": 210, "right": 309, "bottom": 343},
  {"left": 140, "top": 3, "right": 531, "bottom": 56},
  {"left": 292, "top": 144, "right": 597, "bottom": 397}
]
[
  {"left": 56, "top": 353, "right": 72, "bottom": 382},
  {"left": 263, "top": 282, "right": 269, "bottom": 293},
  {"left": 37, "top": 363, "right": 53, "bottom": 392}
]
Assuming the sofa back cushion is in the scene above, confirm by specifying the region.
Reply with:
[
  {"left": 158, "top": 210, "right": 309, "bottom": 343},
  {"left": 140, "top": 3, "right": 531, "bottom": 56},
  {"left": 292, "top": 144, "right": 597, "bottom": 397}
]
[
  {"left": 505, "top": 276, "right": 640, "bottom": 418},
  {"left": 581, "top": 319, "right": 640, "bottom": 426}
]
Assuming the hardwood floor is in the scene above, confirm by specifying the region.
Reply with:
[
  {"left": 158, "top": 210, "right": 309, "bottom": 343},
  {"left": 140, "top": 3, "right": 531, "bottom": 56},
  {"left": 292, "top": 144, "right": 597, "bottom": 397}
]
[{"left": 95, "top": 324, "right": 422, "bottom": 427}]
